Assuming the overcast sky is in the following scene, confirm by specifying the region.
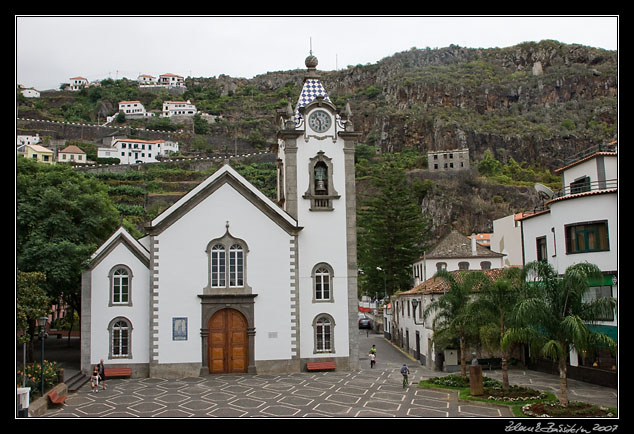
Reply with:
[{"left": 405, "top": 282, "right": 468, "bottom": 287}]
[{"left": 16, "top": 15, "right": 618, "bottom": 91}]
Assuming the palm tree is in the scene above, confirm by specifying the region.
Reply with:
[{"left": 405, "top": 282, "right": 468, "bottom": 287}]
[
  {"left": 502, "top": 261, "right": 617, "bottom": 406},
  {"left": 472, "top": 267, "right": 524, "bottom": 390},
  {"left": 423, "top": 270, "right": 489, "bottom": 377}
]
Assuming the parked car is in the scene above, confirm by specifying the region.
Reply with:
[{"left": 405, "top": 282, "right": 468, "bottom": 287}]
[{"left": 358, "top": 314, "right": 372, "bottom": 329}]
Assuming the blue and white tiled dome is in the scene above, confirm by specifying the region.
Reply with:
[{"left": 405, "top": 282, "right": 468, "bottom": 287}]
[{"left": 293, "top": 78, "right": 332, "bottom": 125}]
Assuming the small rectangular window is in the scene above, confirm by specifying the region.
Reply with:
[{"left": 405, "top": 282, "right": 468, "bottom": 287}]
[
  {"left": 565, "top": 221, "right": 609, "bottom": 254},
  {"left": 536, "top": 236, "right": 548, "bottom": 262}
]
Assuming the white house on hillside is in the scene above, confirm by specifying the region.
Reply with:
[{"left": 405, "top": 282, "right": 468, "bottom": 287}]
[
  {"left": 19, "top": 86, "right": 40, "bottom": 98},
  {"left": 17, "top": 133, "right": 41, "bottom": 147},
  {"left": 158, "top": 73, "right": 185, "bottom": 88},
  {"left": 69, "top": 77, "right": 88, "bottom": 91},
  {"left": 58, "top": 145, "right": 87, "bottom": 164},
  {"left": 98, "top": 138, "right": 179, "bottom": 164},
  {"left": 118, "top": 100, "right": 147, "bottom": 117},
  {"left": 162, "top": 100, "right": 197, "bottom": 117},
  {"left": 137, "top": 74, "right": 156, "bottom": 85}
]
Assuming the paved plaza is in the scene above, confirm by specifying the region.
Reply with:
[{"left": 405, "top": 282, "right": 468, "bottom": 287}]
[
  {"left": 32, "top": 331, "right": 617, "bottom": 418},
  {"left": 45, "top": 367, "right": 520, "bottom": 418}
]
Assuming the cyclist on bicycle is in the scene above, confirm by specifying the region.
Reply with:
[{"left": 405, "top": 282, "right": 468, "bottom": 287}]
[{"left": 400, "top": 363, "right": 410, "bottom": 388}]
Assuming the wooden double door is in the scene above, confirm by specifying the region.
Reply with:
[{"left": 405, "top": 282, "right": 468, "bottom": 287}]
[{"left": 208, "top": 308, "right": 248, "bottom": 374}]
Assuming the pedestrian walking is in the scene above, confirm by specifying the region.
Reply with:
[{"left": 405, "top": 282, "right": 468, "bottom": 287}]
[
  {"left": 400, "top": 363, "right": 410, "bottom": 388},
  {"left": 98, "top": 359, "right": 107, "bottom": 390},
  {"left": 90, "top": 366, "right": 100, "bottom": 393},
  {"left": 369, "top": 344, "right": 377, "bottom": 368}
]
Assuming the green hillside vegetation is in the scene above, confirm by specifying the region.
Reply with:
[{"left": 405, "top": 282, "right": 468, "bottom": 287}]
[
  {"left": 87, "top": 161, "right": 277, "bottom": 236},
  {"left": 78, "top": 143, "right": 557, "bottom": 237}
]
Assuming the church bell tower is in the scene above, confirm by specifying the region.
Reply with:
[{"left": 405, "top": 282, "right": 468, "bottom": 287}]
[{"left": 274, "top": 53, "right": 361, "bottom": 369}]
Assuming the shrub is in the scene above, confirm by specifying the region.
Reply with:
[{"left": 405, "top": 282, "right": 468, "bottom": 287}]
[{"left": 17, "top": 360, "right": 61, "bottom": 399}]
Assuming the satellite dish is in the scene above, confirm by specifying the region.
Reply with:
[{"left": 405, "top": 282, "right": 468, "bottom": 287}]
[{"left": 534, "top": 183, "right": 554, "bottom": 200}]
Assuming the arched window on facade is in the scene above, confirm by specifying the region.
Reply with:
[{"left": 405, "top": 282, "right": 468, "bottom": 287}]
[
  {"left": 110, "top": 266, "right": 132, "bottom": 306},
  {"left": 205, "top": 226, "right": 249, "bottom": 293},
  {"left": 210, "top": 244, "right": 226, "bottom": 288},
  {"left": 312, "top": 263, "right": 334, "bottom": 302},
  {"left": 314, "top": 315, "right": 335, "bottom": 353},
  {"left": 109, "top": 317, "right": 132, "bottom": 359},
  {"left": 229, "top": 243, "right": 244, "bottom": 287}
]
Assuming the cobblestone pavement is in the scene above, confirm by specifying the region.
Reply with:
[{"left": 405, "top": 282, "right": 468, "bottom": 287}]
[
  {"left": 35, "top": 331, "right": 617, "bottom": 418},
  {"left": 44, "top": 368, "right": 513, "bottom": 418}
]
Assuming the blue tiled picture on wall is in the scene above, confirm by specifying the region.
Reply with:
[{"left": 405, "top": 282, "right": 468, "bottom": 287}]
[{"left": 173, "top": 317, "right": 187, "bottom": 341}]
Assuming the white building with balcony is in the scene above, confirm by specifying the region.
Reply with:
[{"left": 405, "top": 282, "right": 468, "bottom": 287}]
[
  {"left": 518, "top": 142, "right": 617, "bottom": 367},
  {"left": 162, "top": 100, "right": 197, "bottom": 118},
  {"left": 98, "top": 138, "right": 179, "bottom": 164},
  {"left": 137, "top": 74, "right": 156, "bottom": 85},
  {"left": 69, "top": 76, "right": 88, "bottom": 91},
  {"left": 118, "top": 100, "right": 147, "bottom": 117},
  {"left": 158, "top": 73, "right": 185, "bottom": 88}
]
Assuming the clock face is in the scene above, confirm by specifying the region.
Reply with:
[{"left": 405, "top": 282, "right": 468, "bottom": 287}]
[{"left": 308, "top": 110, "right": 331, "bottom": 133}]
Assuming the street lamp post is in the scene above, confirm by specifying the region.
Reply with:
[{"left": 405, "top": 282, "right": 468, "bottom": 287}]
[
  {"left": 410, "top": 298, "right": 424, "bottom": 325},
  {"left": 36, "top": 316, "right": 48, "bottom": 397},
  {"left": 376, "top": 267, "right": 386, "bottom": 298}
]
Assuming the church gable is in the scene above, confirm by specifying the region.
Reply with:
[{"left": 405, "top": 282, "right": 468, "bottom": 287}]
[
  {"left": 88, "top": 226, "right": 150, "bottom": 270},
  {"left": 147, "top": 164, "right": 298, "bottom": 236}
]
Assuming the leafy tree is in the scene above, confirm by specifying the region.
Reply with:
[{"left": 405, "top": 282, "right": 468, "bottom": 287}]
[
  {"left": 16, "top": 157, "right": 120, "bottom": 327},
  {"left": 357, "top": 163, "right": 429, "bottom": 298},
  {"left": 477, "top": 149, "right": 502, "bottom": 176},
  {"left": 502, "top": 261, "right": 617, "bottom": 406},
  {"left": 16, "top": 271, "right": 51, "bottom": 361},
  {"left": 193, "top": 114, "right": 209, "bottom": 134}
]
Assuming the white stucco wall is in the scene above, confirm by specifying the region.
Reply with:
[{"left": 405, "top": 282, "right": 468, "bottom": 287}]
[
  {"left": 295, "top": 123, "right": 351, "bottom": 359},
  {"left": 521, "top": 193, "right": 617, "bottom": 273},
  {"left": 88, "top": 242, "right": 150, "bottom": 366},
  {"left": 153, "top": 182, "right": 295, "bottom": 364}
]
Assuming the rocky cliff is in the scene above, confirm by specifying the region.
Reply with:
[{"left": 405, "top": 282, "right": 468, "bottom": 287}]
[{"left": 233, "top": 40, "right": 617, "bottom": 171}]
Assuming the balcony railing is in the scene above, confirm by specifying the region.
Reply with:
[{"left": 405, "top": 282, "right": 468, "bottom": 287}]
[
  {"left": 561, "top": 143, "right": 617, "bottom": 167},
  {"left": 552, "top": 178, "right": 618, "bottom": 200}
]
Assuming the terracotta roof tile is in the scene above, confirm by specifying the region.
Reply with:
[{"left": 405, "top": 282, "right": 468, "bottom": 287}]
[
  {"left": 424, "top": 230, "right": 502, "bottom": 259},
  {"left": 400, "top": 267, "right": 517, "bottom": 296}
]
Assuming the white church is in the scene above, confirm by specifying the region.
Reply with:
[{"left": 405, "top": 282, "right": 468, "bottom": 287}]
[{"left": 81, "top": 54, "right": 362, "bottom": 377}]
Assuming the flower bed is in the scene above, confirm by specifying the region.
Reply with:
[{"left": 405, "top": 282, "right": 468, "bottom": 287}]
[
  {"left": 484, "top": 385, "right": 549, "bottom": 402},
  {"left": 424, "top": 373, "right": 501, "bottom": 389},
  {"left": 420, "top": 374, "right": 616, "bottom": 417},
  {"left": 522, "top": 401, "right": 616, "bottom": 417}
]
